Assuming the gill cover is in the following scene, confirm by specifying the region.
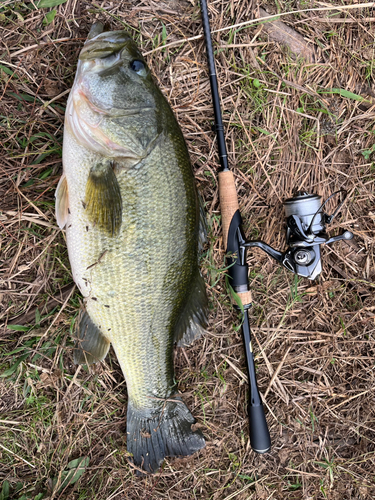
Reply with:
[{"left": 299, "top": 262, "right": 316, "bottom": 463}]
[{"left": 65, "top": 27, "right": 152, "bottom": 159}]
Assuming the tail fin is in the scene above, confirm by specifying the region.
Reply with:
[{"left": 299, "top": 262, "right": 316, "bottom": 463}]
[{"left": 126, "top": 396, "right": 205, "bottom": 473}]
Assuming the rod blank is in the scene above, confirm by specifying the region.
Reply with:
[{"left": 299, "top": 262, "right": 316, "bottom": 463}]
[{"left": 200, "top": 0, "right": 229, "bottom": 172}]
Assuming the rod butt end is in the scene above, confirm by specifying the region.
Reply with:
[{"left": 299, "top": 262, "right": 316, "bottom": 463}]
[{"left": 248, "top": 403, "right": 271, "bottom": 454}]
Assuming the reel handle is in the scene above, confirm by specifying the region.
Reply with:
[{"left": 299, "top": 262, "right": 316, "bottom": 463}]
[{"left": 325, "top": 230, "right": 353, "bottom": 246}]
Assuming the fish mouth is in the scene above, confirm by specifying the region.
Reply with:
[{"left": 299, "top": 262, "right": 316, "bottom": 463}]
[
  {"left": 80, "top": 30, "right": 133, "bottom": 61},
  {"left": 77, "top": 88, "right": 154, "bottom": 117}
]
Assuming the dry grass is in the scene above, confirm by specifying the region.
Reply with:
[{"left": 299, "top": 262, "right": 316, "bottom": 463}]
[{"left": 1, "top": 0, "right": 375, "bottom": 499}]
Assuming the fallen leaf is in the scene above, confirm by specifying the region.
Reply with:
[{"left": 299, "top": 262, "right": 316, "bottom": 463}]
[
  {"left": 44, "top": 78, "right": 62, "bottom": 97},
  {"left": 258, "top": 7, "right": 317, "bottom": 63}
]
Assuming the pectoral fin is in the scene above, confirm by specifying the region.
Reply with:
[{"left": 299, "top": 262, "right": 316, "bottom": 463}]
[
  {"left": 55, "top": 174, "right": 69, "bottom": 229},
  {"left": 73, "top": 310, "right": 110, "bottom": 365},
  {"left": 85, "top": 160, "right": 122, "bottom": 236}
]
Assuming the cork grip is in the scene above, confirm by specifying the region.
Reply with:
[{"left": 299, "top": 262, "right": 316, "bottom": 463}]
[
  {"left": 238, "top": 290, "right": 253, "bottom": 307},
  {"left": 218, "top": 170, "right": 240, "bottom": 247}
]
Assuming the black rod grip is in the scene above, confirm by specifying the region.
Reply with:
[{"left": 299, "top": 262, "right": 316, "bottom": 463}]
[
  {"left": 243, "top": 312, "right": 271, "bottom": 454},
  {"left": 248, "top": 403, "right": 271, "bottom": 454},
  {"left": 248, "top": 352, "right": 271, "bottom": 453}
]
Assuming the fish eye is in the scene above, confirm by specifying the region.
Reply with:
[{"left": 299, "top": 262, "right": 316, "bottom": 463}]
[{"left": 130, "top": 60, "right": 146, "bottom": 76}]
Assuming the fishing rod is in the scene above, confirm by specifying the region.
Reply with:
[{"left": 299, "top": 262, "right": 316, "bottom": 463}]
[{"left": 200, "top": 0, "right": 271, "bottom": 454}]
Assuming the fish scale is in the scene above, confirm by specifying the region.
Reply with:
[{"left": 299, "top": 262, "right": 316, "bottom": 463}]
[
  {"left": 66, "top": 138, "right": 194, "bottom": 409},
  {"left": 56, "top": 25, "right": 207, "bottom": 473}
]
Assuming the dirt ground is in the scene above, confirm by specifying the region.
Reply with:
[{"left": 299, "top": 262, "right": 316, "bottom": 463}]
[{"left": 1, "top": 1, "right": 375, "bottom": 499}]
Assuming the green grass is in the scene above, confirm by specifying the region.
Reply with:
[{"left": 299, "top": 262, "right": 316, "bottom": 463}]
[{"left": 1, "top": 2, "right": 374, "bottom": 498}]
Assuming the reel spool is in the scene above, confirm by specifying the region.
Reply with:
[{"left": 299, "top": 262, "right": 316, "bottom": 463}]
[{"left": 244, "top": 190, "right": 353, "bottom": 280}]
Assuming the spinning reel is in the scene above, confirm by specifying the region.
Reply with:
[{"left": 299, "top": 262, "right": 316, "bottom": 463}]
[{"left": 228, "top": 190, "right": 353, "bottom": 282}]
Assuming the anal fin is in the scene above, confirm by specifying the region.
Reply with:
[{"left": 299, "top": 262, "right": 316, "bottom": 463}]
[
  {"left": 174, "top": 269, "right": 208, "bottom": 347},
  {"left": 73, "top": 310, "right": 110, "bottom": 365}
]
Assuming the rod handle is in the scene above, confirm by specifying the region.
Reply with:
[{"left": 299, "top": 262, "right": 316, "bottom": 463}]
[
  {"left": 248, "top": 403, "right": 271, "bottom": 454},
  {"left": 218, "top": 170, "right": 239, "bottom": 246},
  {"left": 237, "top": 290, "right": 253, "bottom": 307}
]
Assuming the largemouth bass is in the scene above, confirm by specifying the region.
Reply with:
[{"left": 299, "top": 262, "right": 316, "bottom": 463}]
[{"left": 55, "top": 23, "right": 207, "bottom": 473}]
